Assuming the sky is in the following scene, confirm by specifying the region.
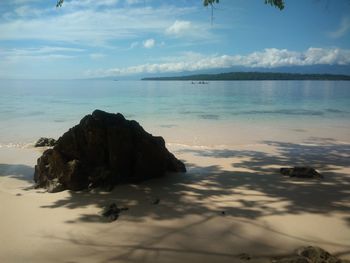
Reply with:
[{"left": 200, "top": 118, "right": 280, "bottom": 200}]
[{"left": 0, "top": 0, "right": 349, "bottom": 79}]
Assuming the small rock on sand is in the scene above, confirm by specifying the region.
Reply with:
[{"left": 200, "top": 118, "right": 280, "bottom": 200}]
[
  {"left": 280, "top": 167, "right": 323, "bottom": 179},
  {"left": 102, "top": 203, "right": 129, "bottom": 222},
  {"left": 238, "top": 253, "right": 251, "bottom": 260},
  {"left": 152, "top": 198, "right": 160, "bottom": 205},
  {"left": 272, "top": 246, "right": 346, "bottom": 263}
]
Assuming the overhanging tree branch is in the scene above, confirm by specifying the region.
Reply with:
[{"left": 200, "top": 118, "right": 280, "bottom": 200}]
[{"left": 56, "top": 0, "right": 285, "bottom": 10}]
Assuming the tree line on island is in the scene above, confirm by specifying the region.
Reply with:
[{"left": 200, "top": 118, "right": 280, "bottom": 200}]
[{"left": 142, "top": 72, "right": 350, "bottom": 81}]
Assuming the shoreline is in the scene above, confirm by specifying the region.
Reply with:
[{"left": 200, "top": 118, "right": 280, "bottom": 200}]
[
  {"left": 1, "top": 134, "right": 349, "bottom": 262},
  {"left": 2, "top": 117, "right": 350, "bottom": 148}
]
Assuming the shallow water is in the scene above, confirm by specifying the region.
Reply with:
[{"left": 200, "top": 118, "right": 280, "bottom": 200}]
[{"left": 0, "top": 80, "right": 349, "bottom": 146}]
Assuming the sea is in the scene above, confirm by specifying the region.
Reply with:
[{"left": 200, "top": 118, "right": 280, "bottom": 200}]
[{"left": 1, "top": 80, "right": 350, "bottom": 147}]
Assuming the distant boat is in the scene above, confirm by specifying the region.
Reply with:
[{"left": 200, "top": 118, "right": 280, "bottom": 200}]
[{"left": 191, "top": 81, "right": 209, "bottom": 84}]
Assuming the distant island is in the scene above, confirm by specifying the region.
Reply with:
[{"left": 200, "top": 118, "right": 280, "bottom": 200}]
[{"left": 142, "top": 72, "right": 350, "bottom": 81}]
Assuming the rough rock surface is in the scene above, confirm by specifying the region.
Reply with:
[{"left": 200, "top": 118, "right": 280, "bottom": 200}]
[
  {"left": 34, "top": 110, "right": 186, "bottom": 192},
  {"left": 295, "top": 246, "right": 341, "bottom": 263},
  {"left": 280, "top": 167, "right": 323, "bottom": 179},
  {"left": 34, "top": 137, "right": 56, "bottom": 147},
  {"left": 102, "top": 203, "right": 129, "bottom": 222},
  {"left": 272, "top": 246, "right": 346, "bottom": 263}
]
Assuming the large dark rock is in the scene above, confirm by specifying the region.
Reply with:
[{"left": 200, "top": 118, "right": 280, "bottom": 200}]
[{"left": 34, "top": 110, "right": 186, "bottom": 192}]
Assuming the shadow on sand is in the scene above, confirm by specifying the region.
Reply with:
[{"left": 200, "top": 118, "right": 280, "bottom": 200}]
[
  {"left": 39, "top": 138, "right": 349, "bottom": 221},
  {"left": 36, "top": 138, "right": 350, "bottom": 223},
  {"left": 0, "top": 163, "right": 34, "bottom": 183},
  {"left": 6, "top": 138, "right": 350, "bottom": 261}
]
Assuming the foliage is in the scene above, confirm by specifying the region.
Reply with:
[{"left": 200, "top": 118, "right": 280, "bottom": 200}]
[
  {"left": 56, "top": 0, "right": 64, "bottom": 7},
  {"left": 203, "top": 0, "right": 220, "bottom": 7},
  {"left": 265, "top": 0, "right": 284, "bottom": 10},
  {"left": 142, "top": 72, "right": 350, "bottom": 81}
]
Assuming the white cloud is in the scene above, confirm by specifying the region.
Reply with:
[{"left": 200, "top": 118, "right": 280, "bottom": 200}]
[
  {"left": 15, "top": 5, "right": 35, "bottom": 17},
  {"left": 12, "top": 0, "right": 41, "bottom": 4},
  {"left": 89, "top": 53, "right": 106, "bottom": 59},
  {"left": 129, "top": 41, "right": 139, "bottom": 49},
  {"left": 63, "top": 0, "right": 119, "bottom": 9},
  {"left": 143, "top": 38, "right": 155, "bottom": 48},
  {"left": 165, "top": 19, "right": 214, "bottom": 40},
  {"left": 125, "top": 0, "right": 143, "bottom": 5},
  {"left": 166, "top": 20, "right": 192, "bottom": 36},
  {"left": 0, "top": 6, "right": 198, "bottom": 46},
  {"left": 0, "top": 2, "right": 213, "bottom": 46},
  {"left": 86, "top": 47, "right": 350, "bottom": 77},
  {"left": 0, "top": 46, "right": 84, "bottom": 63},
  {"left": 329, "top": 17, "right": 350, "bottom": 38},
  {"left": 3, "top": 4, "right": 50, "bottom": 19}
]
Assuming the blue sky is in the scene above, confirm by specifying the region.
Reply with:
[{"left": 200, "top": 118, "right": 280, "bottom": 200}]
[{"left": 0, "top": 0, "right": 349, "bottom": 79}]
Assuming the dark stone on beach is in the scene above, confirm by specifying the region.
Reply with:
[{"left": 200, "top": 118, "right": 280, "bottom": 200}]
[
  {"left": 280, "top": 167, "right": 323, "bottom": 179},
  {"left": 238, "top": 253, "right": 251, "bottom": 260},
  {"left": 272, "top": 246, "right": 345, "bottom": 263},
  {"left": 34, "top": 137, "right": 56, "bottom": 147},
  {"left": 152, "top": 198, "right": 160, "bottom": 205},
  {"left": 102, "top": 203, "right": 129, "bottom": 222},
  {"left": 34, "top": 110, "right": 186, "bottom": 191},
  {"left": 296, "top": 246, "right": 340, "bottom": 263}
]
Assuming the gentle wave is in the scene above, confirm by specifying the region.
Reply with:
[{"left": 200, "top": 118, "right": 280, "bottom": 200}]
[
  {"left": 166, "top": 142, "right": 265, "bottom": 149},
  {"left": 0, "top": 143, "right": 35, "bottom": 149}
]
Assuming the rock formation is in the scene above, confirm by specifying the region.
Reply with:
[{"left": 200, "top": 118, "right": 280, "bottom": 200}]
[{"left": 34, "top": 110, "right": 186, "bottom": 192}]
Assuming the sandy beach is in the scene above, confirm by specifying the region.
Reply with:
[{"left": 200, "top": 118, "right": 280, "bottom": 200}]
[
  {"left": 1, "top": 129, "right": 349, "bottom": 263},
  {"left": 1, "top": 0, "right": 350, "bottom": 260}
]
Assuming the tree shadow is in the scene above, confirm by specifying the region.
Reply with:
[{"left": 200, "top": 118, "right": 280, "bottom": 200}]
[
  {"left": 39, "top": 138, "right": 350, "bottom": 223},
  {"left": 176, "top": 137, "right": 350, "bottom": 172},
  {"left": 38, "top": 140, "right": 350, "bottom": 222},
  {"left": 34, "top": 138, "right": 350, "bottom": 262},
  {"left": 0, "top": 163, "right": 34, "bottom": 183}
]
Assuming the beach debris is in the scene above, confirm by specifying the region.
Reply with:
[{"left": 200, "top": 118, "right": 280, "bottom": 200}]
[
  {"left": 34, "top": 137, "right": 56, "bottom": 147},
  {"left": 191, "top": 81, "right": 209, "bottom": 84},
  {"left": 238, "top": 253, "right": 251, "bottom": 260},
  {"left": 102, "top": 203, "right": 129, "bottom": 222},
  {"left": 272, "top": 246, "right": 347, "bottom": 263},
  {"left": 152, "top": 197, "right": 160, "bottom": 205},
  {"left": 34, "top": 110, "right": 186, "bottom": 192},
  {"left": 280, "top": 167, "right": 323, "bottom": 179}
]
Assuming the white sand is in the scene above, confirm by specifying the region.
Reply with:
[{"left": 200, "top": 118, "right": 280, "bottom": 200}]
[{"left": 1, "top": 134, "right": 350, "bottom": 262}]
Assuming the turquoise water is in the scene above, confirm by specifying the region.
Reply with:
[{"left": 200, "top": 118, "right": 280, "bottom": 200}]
[{"left": 0, "top": 80, "right": 349, "bottom": 145}]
